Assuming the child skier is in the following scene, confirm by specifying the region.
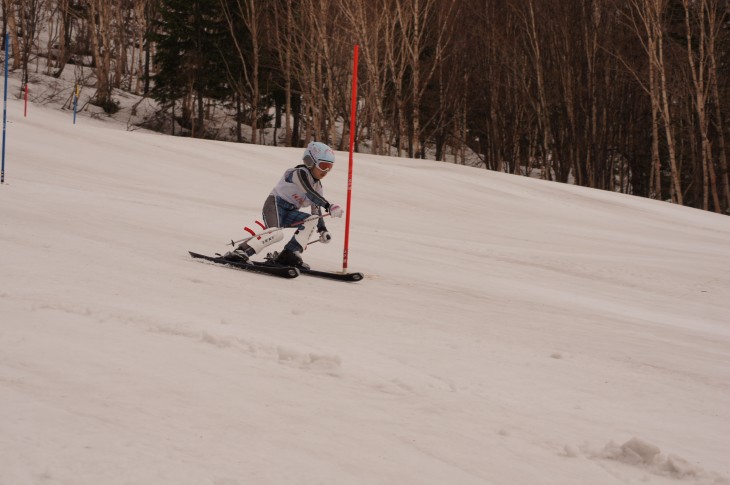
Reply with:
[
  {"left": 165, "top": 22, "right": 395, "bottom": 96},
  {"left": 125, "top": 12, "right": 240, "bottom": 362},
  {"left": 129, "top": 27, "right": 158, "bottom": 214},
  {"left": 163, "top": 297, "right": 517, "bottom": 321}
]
[{"left": 224, "top": 141, "right": 343, "bottom": 268}]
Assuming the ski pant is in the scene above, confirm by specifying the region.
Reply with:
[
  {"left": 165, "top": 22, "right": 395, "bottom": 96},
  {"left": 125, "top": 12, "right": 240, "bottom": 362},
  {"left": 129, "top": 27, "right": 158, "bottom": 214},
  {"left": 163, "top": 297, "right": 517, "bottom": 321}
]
[{"left": 262, "top": 195, "right": 321, "bottom": 253}]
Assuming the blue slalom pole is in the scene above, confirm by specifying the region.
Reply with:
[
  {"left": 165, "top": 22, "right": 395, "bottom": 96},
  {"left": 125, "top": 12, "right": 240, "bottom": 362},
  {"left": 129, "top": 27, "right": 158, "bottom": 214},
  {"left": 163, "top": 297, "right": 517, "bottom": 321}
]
[
  {"left": 73, "top": 84, "right": 79, "bottom": 124},
  {"left": 2, "top": 33, "right": 9, "bottom": 184}
]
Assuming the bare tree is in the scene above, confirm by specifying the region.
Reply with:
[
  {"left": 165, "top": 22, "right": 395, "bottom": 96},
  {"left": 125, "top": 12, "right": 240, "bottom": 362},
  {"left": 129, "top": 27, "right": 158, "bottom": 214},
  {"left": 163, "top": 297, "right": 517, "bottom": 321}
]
[
  {"left": 338, "top": 0, "right": 391, "bottom": 155},
  {"left": 681, "top": 0, "right": 719, "bottom": 211},
  {"left": 269, "top": 0, "right": 295, "bottom": 145},
  {"left": 220, "top": 0, "right": 265, "bottom": 144},
  {"left": 622, "top": 0, "right": 682, "bottom": 204},
  {"left": 280, "top": 0, "right": 350, "bottom": 146},
  {"left": 392, "top": 0, "right": 457, "bottom": 158},
  {"left": 511, "top": 0, "right": 555, "bottom": 180},
  {"left": 49, "top": 0, "right": 78, "bottom": 78},
  {"left": 15, "top": 0, "right": 47, "bottom": 88},
  {"left": 703, "top": 0, "right": 730, "bottom": 213},
  {"left": 86, "top": 0, "right": 114, "bottom": 110},
  {"left": 4, "top": 0, "right": 22, "bottom": 69}
]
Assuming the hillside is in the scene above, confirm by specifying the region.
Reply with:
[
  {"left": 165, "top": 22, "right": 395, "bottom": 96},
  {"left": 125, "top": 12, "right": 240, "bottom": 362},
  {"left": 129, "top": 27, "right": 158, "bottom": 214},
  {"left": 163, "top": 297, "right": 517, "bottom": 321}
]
[{"left": 1, "top": 92, "right": 730, "bottom": 484}]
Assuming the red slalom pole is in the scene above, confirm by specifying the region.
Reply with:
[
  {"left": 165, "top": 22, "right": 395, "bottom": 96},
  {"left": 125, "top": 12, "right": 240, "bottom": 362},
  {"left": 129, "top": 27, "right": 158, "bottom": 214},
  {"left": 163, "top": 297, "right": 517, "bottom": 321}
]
[
  {"left": 24, "top": 84, "right": 28, "bottom": 117},
  {"left": 343, "top": 45, "right": 359, "bottom": 272}
]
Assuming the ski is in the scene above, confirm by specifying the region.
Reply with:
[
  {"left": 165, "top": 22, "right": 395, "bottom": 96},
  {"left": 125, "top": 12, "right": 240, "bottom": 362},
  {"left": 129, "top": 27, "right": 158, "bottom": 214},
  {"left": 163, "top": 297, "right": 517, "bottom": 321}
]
[
  {"left": 298, "top": 266, "right": 364, "bottom": 282},
  {"left": 189, "top": 252, "right": 299, "bottom": 279},
  {"left": 257, "top": 255, "right": 364, "bottom": 282}
]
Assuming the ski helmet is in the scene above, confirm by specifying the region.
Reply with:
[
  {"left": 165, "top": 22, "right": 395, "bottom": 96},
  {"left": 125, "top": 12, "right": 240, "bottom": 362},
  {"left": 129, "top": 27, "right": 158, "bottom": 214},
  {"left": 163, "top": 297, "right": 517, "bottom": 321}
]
[{"left": 303, "top": 141, "right": 335, "bottom": 169}]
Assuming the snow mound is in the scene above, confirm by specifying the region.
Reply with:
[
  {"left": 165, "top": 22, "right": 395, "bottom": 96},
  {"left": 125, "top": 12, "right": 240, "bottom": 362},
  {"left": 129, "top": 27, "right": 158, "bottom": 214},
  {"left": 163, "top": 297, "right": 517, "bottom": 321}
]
[{"left": 576, "top": 438, "right": 730, "bottom": 484}]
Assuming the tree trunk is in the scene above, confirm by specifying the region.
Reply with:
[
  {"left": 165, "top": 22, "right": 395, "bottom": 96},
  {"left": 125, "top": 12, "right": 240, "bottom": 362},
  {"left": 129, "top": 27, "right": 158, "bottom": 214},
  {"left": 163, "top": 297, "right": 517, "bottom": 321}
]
[
  {"left": 705, "top": 0, "right": 730, "bottom": 213},
  {"left": 87, "top": 0, "right": 112, "bottom": 108},
  {"left": 6, "top": 1, "right": 21, "bottom": 69}
]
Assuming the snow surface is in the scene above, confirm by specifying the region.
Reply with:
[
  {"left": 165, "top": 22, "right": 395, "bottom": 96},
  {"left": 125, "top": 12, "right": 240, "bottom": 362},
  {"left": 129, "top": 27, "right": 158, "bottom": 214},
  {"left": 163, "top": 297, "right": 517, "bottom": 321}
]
[{"left": 1, "top": 93, "right": 730, "bottom": 485}]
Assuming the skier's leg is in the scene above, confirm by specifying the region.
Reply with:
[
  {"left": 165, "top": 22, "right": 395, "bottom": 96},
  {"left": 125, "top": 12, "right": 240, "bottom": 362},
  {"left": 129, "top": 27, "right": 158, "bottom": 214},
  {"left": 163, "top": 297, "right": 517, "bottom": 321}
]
[
  {"left": 287, "top": 217, "right": 317, "bottom": 252},
  {"left": 233, "top": 219, "right": 267, "bottom": 257},
  {"left": 245, "top": 229, "right": 283, "bottom": 255},
  {"left": 224, "top": 227, "right": 283, "bottom": 262},
  {"left": 223, "top": 199, "right": 283, "bottom": 262},
  {"left": 272, "top": 216, "right": 315, "bottom": 268},
  {"left": 260, "top": 196, "right": 318, "bottom": 267},
  {"left": 266, "top": 197, "right": 315, "bottom": 253},
  {"left": 261, "top": 195, "right": 280, "bottom": 229},
  {"left": 274, "top": 208, "right": 317, "bottom": 268}
]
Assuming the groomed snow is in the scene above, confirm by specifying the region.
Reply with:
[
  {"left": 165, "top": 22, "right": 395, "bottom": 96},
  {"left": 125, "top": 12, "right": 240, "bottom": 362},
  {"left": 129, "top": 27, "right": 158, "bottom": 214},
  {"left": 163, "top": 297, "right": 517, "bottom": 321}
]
[{"left": 1, "top": 93, "right": 729, "bottom": 485}]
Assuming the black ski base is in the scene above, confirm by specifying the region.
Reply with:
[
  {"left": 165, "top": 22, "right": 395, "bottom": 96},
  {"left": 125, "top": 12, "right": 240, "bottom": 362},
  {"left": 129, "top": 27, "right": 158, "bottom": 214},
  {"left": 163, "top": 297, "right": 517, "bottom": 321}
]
[
  {"left": 299, "top": 266, "right": 364, "bottom": 282},
  {"left": 189, "top": 252, "right": 299, "bottom": 279},
  {"left": 260, "top": 253, "right": 364, "bottom": 282}
]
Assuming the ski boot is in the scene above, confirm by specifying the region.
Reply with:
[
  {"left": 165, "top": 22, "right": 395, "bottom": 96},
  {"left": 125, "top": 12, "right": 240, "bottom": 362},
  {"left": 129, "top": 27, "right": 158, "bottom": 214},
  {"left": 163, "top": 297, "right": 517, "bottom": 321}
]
[
  {"left": 222, "top": 246, "right": 253, "bottom": 263},
  {"left": 275, "top": 249, "right": 310, "bottom": 269}
]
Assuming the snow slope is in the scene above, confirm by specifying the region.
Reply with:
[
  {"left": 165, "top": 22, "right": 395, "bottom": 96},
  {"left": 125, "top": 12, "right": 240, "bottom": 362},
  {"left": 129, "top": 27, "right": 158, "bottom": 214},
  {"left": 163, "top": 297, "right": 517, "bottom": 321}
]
[{"left": 1, "top": 95, "right": 730, "bottom": 485}]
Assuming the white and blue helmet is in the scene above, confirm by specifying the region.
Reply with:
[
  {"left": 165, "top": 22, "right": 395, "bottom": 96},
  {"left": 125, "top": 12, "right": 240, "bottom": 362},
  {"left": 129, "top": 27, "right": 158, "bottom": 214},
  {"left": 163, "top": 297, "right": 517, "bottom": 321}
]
[{"left": 303, "top": 141, "right": 335, "bottom": 169}]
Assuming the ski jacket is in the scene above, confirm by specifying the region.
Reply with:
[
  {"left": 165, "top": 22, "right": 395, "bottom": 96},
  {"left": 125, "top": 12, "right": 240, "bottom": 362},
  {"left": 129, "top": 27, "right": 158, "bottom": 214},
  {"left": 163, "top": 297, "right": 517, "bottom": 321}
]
[{"left": 270, "top": 164, "right": 331, "bottom": 210}]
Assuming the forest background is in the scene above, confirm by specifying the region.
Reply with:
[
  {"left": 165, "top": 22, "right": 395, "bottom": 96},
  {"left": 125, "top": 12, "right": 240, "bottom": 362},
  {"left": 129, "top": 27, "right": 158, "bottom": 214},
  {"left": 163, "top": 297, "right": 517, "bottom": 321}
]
[{"left": 2, "top": 0, "right": 730, "bottom": 214}]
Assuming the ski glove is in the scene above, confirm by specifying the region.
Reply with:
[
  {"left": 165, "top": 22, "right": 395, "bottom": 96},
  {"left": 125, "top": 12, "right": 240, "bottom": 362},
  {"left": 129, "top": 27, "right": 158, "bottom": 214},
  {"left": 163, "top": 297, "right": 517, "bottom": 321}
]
[
  {"left": 318, "top": 229, "right": 332, "bottom": 244},
  {"left": 327, "top": 203, "right": 344, "bottom": 218}
]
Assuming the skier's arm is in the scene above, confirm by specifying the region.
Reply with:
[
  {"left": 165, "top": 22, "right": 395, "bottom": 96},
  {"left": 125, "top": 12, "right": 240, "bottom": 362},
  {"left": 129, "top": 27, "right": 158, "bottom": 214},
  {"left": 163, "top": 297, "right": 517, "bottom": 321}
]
[
  {"left": 292, "top": 167, "right": 331, "bottom": 209},
  {"left": 314, "top": 206, "right": 327, "bottom": 231}
]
